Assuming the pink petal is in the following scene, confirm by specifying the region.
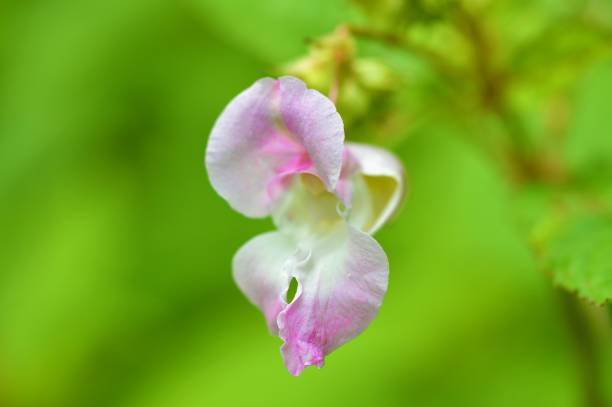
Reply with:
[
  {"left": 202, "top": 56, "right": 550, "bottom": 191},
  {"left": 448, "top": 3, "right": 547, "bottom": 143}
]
[
  {"left": 205, "top": 77, "right": 344, "bottom": 217},
  {"left": 334, "top": 147, "right": 361, "bottom": 207},
  {"left": 278, "top": 76, "right": 345, "bottom": 191},
  {"left": 278, "top": 224, "right": 389, "bottom": 376},
  {"left": 232, "top": 225, "right": 389, "bottom": 376},
  {"left": 345, "top": 142, "right": 406, "bottom": 234}
]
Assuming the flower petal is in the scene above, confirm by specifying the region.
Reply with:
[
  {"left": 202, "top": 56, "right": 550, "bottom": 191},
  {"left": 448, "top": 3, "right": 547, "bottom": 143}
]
[
  {"left": 232, "top": 224, "right": 389, "bottom": 376},
  {"left": 234, "top": 228, "right": 364, "bottom": 336},
  {"left": 278, "top": 224, "right": 389, "bottom": 376},
  {"left": 345, "top": 142, "right": 406, "bottom": 234},
  {"left": 205, "top": 77, "right": 344, "bottom": 218},
  {"left": 232, "top": 231, "right": 296, "bottom": 334},
  {"left": 278, "top": 76, "right": 345, "bottom": 191},
  {"left": 271, "top": 173, "right": 344, "bottom": 241}
]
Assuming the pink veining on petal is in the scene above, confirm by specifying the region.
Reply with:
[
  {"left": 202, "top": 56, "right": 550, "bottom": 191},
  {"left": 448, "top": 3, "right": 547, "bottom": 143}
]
[
  {"left": 266, "top": 150, "right": 315, "bottom": 202},
  {"left": 275, "top": 152, "right": 312, "bottom": 175},
  {"left": 278, "top": 284, "right": 374, "bottom": 375},
  {"left": 278, "top": 286, "right": 369, "bottom": 376}
]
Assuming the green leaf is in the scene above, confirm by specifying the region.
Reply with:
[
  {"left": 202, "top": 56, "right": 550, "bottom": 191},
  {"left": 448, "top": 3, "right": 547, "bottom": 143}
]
[{"left": 545, "top": 215, "right": 612, "bottom": 305}]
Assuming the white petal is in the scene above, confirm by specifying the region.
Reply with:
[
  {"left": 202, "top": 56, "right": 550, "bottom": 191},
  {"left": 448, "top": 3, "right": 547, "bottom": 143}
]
[
  {"left": 232, "top": 231, "right": 296, "bottom": 333},
  {"left": 346, "top": 142, "right": 406, "bottom": 234}
]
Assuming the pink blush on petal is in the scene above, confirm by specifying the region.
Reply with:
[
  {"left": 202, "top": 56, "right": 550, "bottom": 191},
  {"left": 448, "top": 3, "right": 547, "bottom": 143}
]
[
  {"left": 334, "top": 147, "right": 360, "bottom": 207},
  {"left": 275, "top": 152, "right": 312, "bottom": 174},
  {"left": 259, "top": 130, "right": 303, "bottom": 156},
  {"left": 277, "top": 294, "right": 332, "bottom": 376},
  {"left": 281, "top": 339, "right": 325, "bottom": 376},
  {"left": 266, "top": 153, "right": 315, "bottom": 202}
]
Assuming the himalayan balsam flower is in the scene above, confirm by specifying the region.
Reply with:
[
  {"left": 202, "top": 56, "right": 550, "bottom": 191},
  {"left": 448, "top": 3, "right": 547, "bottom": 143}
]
[{"left": 205, "top": 76, "right": 405, "bottom": 376}]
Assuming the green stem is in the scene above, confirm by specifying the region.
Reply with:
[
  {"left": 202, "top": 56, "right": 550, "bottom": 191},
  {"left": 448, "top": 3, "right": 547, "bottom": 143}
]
[
  {"left": 455, "top": 10, "right": 537, "bottom": 186},
  {"left": 558, "top": 289, "right": 607, "bottom": 407},
  {"left": 347, "top": 24, "right": 463, "bottom": 80}
]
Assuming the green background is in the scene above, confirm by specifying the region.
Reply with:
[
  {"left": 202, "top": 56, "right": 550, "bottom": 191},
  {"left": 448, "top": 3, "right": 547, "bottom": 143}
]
[{"left": 1, "top": 1, "right": 610, "bottom": 406}]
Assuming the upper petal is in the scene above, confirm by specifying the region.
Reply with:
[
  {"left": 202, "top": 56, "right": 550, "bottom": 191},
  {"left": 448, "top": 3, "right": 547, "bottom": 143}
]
[
  {"left": 278, "top": 76, "right": 345, "bottom": 191},
  {"left": 278, "top": 224, "right": 389, "bottom": 376},
  {"left": 345, "top": 142, "right": 406, "bottom": 234},
  {"left": 205, "top": 77, "right": 345, "bottom": 218}
]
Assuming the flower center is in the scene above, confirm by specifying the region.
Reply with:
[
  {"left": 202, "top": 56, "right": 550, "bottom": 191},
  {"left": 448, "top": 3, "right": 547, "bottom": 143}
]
[{"left": 272, "top": 173, "right": 344, "bottom": 239}]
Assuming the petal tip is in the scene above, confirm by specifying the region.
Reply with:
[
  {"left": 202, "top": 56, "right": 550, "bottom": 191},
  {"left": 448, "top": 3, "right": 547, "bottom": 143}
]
[{"left": 281, "top": 339, "right": 325, "bottom": 376}]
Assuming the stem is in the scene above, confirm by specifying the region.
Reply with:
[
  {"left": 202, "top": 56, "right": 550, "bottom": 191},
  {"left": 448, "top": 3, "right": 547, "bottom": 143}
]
[
  {"left": 453, "top": 8, "right": 500, "bottom": 108},
  {"left": 495, "top": 104, "right": 538, "bottom": 184},
  {"left": 453, "top": 8, "right": 536, "bottom": 184},
  {"left": 328, "top": 59, "right": 340, "bottom": 104},
  {"left": 557, "top": 290, "right": 608, "bottom": 407},
  {"left": 347, "top": 24, "right": 463, "bottom": 80},
  {"left": 328, "top": 76, "right": 339, "bottom": 105}
]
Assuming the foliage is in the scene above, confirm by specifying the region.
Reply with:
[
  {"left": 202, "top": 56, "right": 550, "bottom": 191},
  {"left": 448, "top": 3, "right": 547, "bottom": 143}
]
[{"left": 545, "top": 214, "right": 612, "bottom": 305}]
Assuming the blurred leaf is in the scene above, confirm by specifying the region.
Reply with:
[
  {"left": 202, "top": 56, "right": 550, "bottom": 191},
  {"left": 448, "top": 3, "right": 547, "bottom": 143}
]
[
  {"left": 567, "top": 57, "right": 612, "bottom": 172},
  {"left": 544, "top": 215, "right": 612, "bottom": 305},
  {"left": 511, "top": 18, "right": 612, "bottom": 97}
]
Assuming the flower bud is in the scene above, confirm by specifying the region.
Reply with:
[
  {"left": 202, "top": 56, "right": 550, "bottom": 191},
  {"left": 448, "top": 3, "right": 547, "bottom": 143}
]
[{"left": 283, "top": 26, "right": 400, "bottom": 128}]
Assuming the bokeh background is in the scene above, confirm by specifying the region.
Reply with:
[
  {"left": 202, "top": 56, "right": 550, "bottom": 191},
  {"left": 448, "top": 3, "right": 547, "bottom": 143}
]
[{"left": 1, "top": 1, "right": 611, "bottom": 406}]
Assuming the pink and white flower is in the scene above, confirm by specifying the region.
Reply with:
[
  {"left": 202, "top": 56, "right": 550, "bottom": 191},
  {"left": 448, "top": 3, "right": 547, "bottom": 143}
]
[{"left": 205, "top": 76, "right": 405, "bottom": 376}]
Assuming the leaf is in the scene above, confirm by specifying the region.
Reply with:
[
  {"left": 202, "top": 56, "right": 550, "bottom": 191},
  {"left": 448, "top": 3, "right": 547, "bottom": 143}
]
[
  {"left": 568, "top": 57, "right": 612, "bottom": 179},
  {"left": 544, "top": 215, "right": 612, "bottom": 305}
]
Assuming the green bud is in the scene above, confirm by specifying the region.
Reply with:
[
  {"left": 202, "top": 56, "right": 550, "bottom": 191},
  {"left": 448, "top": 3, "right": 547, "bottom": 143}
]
[
  {"left": 282, "top": 26, "right": 400, "bottom": 129},
  {"left": 283, "top": 26, "right": 355, "bottom": 95},
  {"left": 337, "top": 77, "right": 371, "bottom": 125}
]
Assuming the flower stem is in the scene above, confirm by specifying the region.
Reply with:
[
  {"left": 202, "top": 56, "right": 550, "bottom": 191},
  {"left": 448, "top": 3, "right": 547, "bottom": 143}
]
[
  {"left": 557, "top": 289, "right": 609, "bottom": 407},
  {"left": 347, "top": 24, "right": 463, "bottom": 80},
  {"left": 328, "top": 64, "right": 340, "bottom": 104}
]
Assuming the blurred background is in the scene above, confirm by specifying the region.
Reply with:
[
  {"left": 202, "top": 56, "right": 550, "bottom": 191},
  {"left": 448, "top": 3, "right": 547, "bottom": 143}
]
[{"left": 1, "top": 1, "right": 611, "bottom": 406}]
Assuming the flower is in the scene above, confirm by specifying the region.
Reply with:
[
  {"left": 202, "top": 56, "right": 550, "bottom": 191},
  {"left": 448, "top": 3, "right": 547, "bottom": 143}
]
[{"left": 205, "top": 76, "right": 405, "bottom": 376}]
